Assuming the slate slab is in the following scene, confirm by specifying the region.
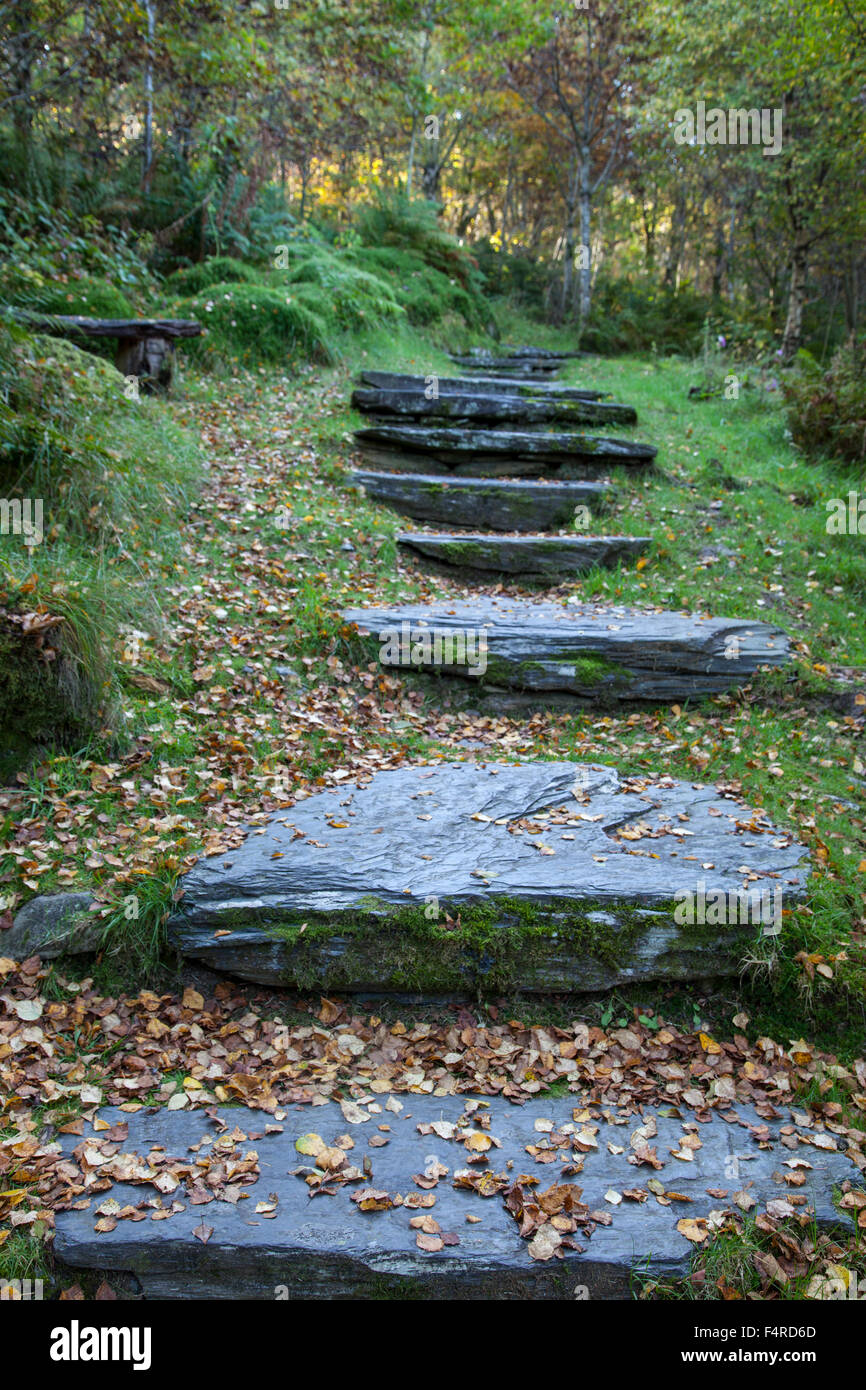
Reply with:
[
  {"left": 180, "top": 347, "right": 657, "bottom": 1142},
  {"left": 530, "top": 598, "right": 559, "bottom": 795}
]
[
  {"left": 354, "top": 425, "right": 657, "bottom": 478},
  {"left": 341, "top": 596, "right": 791, "bottom": 702},
  {"left": 359, "top": 370, "right": 609, "bottom": 401},
  {"left": 168, "top": 761, "right": 807, "bottom": 991},
  {"left": 455, "top": 345, "right": 584, "bottom": 360},
  {"left": 448, "top": 354, "right": 562, "bottom": 377},
  {"left": 351, "top": 471, "right": 610, "bottom": 532},
  {"left": 5, "top": 892, "right": 98, "bottom": 960},
  {"left": 397, "top": 532, "right": 650, "bottom": 577},
  {"left": 351, "top": 387, "right": 637, "bottom": 428},
  {"left": 52, "top": 1097, "right": 855, "bottom": 1300}
]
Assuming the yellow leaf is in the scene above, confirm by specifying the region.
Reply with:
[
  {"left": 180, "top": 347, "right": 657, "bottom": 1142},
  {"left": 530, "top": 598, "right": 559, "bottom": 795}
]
[
  {"left": 466, "top": 1132, "right": 492, "bottom": 1152},
  {"left": 699, "top": 1032, "right": 721, "bottom": 1054},
  {"left": 295, "top": 1133, "right": 325, "bottom": 1157},
  {"left": 677, "top": 1218, "right": 710, "bottom": 1243}
]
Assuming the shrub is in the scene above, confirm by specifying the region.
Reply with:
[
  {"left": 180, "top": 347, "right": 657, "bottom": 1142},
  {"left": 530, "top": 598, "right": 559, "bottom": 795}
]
[
  {"left": 275, "top": 248, "right": 404, "bottom": 331},
  {"left": 352, "top": 193, "right": 492, "bottom": 332},
  {"left": 164, "top": 256, "right": 262, "bottom": 297},
  {"left": 350, "top": 245, "right": 487, "bottom": 332},
  {"left": 171, "top": 282, "right": 336, "bottom": 365},
  {"left": 581, "top": 276, "right": 708, "bottom": 355},
  {"left": 0, "top": 266, "right": 134, "bottom": 319},
  {"left": 472, "top": 240, "right": 549, "bottom": 311},
  {"left": 355, "top": 192, "right": 479, "bottom": 287},
  {"left": 784, "top": 341, "right": 866, "bottom": 467}
]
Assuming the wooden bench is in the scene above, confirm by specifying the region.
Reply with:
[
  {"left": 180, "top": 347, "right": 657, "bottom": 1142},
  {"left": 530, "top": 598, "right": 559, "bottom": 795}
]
[{"left": 12, "top": 315, "right": 202, "bottom": 392}]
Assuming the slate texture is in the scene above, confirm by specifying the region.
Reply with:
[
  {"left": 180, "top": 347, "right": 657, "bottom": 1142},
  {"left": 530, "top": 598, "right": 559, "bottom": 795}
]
[
  {"left": 359, "top": 370, "right": 609, "bottom": 401},
  {"left": 353, "top": 425, "right": 656, "bottom": 478},
  {"left": 351, "top": 471, "right": 610, "bottom": 531},
  {"left": 52, "top": 1097, "right": 855, "bottom": 1300},
  {"left": 5, "top": 893, "right": 98, "bottom": 960},
  {"left": 168, "top": 761, "right": 807, "bottom": 991},
  {"left": 396, "top": 531, "right": 649, "bottom": 576},
  {"left": 341, "top": 596, "right": 791, "bottom": 701},
  {"left": 351, "top": 387, "right": 637, "bottom": 428}
]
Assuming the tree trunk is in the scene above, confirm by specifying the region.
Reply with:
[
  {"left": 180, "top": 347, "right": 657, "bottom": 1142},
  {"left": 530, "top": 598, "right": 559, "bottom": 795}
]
[
  {"left": 664, "top": 191, "right": 687, "bottom": 289},
  {"left": 577, "top": 145, "right": 592, "bottom": 325},
  {"left": 711, "top": 219, "right": 727, "bottom": 300},
  {"left": 642, "top": 199, "right": 656, "bottom": 269},
  {"left": 843, "top": 255, "right": 859, "bottom": 337},
  {"left": 560, "top": 202, "right": 576, "bottom": 325},
  {"left": 10, "top": 0, "right": 34, "bottom": 150},
  {"left": 421, "top": 140, "right": 440, "bottom": 200},
  {"left": 406, "top": 115, "right": 417, "bottom": 197},
  {"left": 143, "top": 0, "right": 157, "bottom": 191},
  {"left": 781, "top": 237, "right": 809, "bottom": 360}
]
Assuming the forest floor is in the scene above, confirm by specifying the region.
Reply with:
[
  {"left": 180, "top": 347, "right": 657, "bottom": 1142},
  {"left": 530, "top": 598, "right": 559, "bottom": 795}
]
[{"left": 2, "top": 318, "right": 865, "bottom": 1298}]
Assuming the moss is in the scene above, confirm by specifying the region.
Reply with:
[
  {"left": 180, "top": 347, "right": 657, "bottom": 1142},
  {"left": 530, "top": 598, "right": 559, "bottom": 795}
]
[
  {"left": 273, "top": 898, "right": 638, "bottom": 992},
  {"left": 170, "top": 283, "right": 336, "bottom": 366},
  {"left": 477, "top": 651, "right": 631, "bottom": 692},
  {"left": 164, "top": 257, "right": 261, "bottom": 296},
  {"left": 178, "top": 894, "right": 738, "bottom": 994},
  {"left": 570, "top": 653, "right": 631, "bottom": 686}
]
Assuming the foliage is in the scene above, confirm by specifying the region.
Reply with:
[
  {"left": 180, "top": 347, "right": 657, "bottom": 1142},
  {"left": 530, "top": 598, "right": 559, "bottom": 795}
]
[
  {"left": 784, "top": 341, "right": 866, "bottom": 467},
  {"left": 0, "top": 265, "right": 135, "bottom": 320},
  {"left": 1, "top": 1, "right": 862, "bottom": 349},
  {"left": 164, "top": 257, "right": 262, "bottom": 297},
  {"left": 581, "top": 276, "right": 708, "bottom": 354},
  {"left": 0, "top": 317, "right": 201, "bottom": 761},
  {"left": 472, "top": 239, "right": 550, "bottom": 311},
  {"left": 355, "top": 193, "right": 478, "bottom": 288},
  {"left": 276, "top": 247, "right": 404, "bottom": 331},
  {"left": 349, "top": 193, "right": 493, "bottom": 332},
  {"left": 170, "top": 282, "right": 337, "bottom": 366},
  {"left": 349, "top": 245, "right": 483, "bottom": 330}
]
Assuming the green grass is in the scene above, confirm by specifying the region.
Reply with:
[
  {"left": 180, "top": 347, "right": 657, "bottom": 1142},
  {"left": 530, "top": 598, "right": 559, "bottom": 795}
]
[
  {"left": 643, "top": 1205, "right": 866, "bottom": 1301},
  {"left": 0, "top": 323, "right": 202, "bottom": 766}
]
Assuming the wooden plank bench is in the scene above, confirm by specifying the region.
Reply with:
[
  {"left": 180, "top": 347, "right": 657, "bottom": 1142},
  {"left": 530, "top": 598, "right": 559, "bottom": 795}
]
[{"left": 11, "top": 315, "right": 203, "bottom": 393}]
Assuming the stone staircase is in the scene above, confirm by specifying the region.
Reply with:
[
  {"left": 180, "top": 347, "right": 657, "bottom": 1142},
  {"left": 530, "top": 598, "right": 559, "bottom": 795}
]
[{"left": 43, "top": 347, "right": 838, "bottom": 1302}]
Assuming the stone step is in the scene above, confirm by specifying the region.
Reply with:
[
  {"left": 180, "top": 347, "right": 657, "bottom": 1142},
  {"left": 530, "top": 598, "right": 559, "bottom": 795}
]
[
  {"left": 52, "top": 1095, "right": 854, "bottom": 1299},
  {"left": 449, "top": 354, "right": 562, "bottom": 377},
  {"left": 341, "top": 597, "right": 791, "bottom": 702},
  {"left": 397, "top": 532, "right": 650, "bottom": 578},
  {"left": 351, "top": 387, "right": 638, "bottom": 428},
  {"left": 354, "top": 426, "right": 657, "bottom": 478},
  {"left": 360, "top": 370, "right": 610, "bottom": 401},
  {"left": 167, "top": 760, "right": 806, "bottom": 992},
  {"left": 455, "top": 345, "right": 584, "bottom": 360},
  {"left": 352, "top": 471, "right": 610, "bottom": 532}
]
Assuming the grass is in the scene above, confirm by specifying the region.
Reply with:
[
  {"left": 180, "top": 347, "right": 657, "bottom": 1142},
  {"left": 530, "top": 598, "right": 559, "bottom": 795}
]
[
  {"left": 643, "top": 1205, "right": 866, "bottom": 1301},
  {"left": 0, "top": 323, "right": 202, "bottom": 769}
]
